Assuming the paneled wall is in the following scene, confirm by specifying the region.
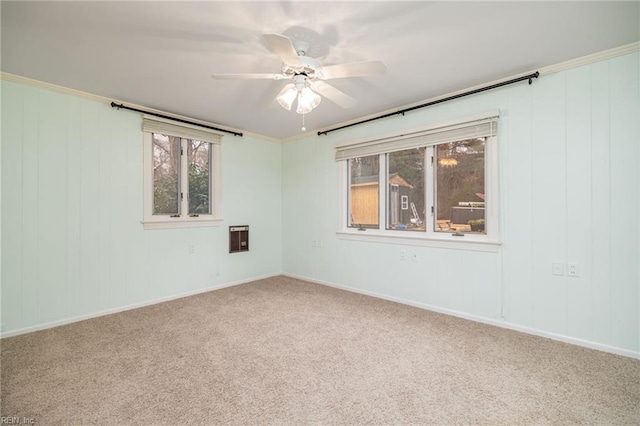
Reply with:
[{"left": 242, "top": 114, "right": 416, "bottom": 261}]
[
  {"left": 1, "top": 51, "right": 638, "bottom": 357},
  {"left": 281, "top": 52, "right": 639, "bottom": 356},
  {"left": 1, "top": 81, "right": 282, "bottom": 335}
]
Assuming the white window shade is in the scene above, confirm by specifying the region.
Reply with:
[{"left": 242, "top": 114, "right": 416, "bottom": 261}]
[
  {"left": 335, "top": 110, "right": 499, "bottom": 161},
  {"left": 143, "top": 117, "right": 222, "bottom": 144}
]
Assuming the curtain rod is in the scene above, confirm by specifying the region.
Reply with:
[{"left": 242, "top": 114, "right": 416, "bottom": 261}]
[
  {"left": 110, "top": 102, "right": 243, "bottom": 137},
  {"left": 317, "top": 71, "right": 540, "bottom": 136}
]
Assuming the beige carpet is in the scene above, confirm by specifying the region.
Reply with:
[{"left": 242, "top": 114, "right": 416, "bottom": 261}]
[{"left": 1, "top": 275, "right": 639, "bottom": 425}]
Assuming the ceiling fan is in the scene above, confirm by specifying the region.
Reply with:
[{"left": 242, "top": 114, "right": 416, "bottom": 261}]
[{"left": 212, "top": 34, "right": 387, "bottom": 114}]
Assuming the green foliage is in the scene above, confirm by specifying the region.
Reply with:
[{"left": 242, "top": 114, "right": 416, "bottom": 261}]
[
  {"left": 152, "top": 135, "right": 180, "bottom": 215},
  {"left": 469, "top": 218, "right": 486, "bottom": 233},
  {"left": 188, "top": 163, "right": 210, "bottom": 214},
  {"left": 153, "top": 164, "right": 210, "bottom": 215},
  {"left": 154, "top": 174, "right": 179, "bottom": 215}
]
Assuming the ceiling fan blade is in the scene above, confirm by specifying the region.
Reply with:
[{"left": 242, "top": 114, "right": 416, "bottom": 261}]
[
  {"left": 211, "top": 73, "right": 286, "bottom": 80},
  {"left": 263, "top": 33, "right": 302, "bottom": 66},
  {"left": 310, "top": 81, "right": 357, "bottom": 109},
  {"left": 317, "top": 60, "right": 387, "bottom": 80}
]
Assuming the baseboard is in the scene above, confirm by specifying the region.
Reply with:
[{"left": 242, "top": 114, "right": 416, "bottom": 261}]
[
  {"left": 283, "top": 273, "right": 640, "bottom": 360},
  {"left": 0, "top": 273, "right": 280, "bottom": 339}
]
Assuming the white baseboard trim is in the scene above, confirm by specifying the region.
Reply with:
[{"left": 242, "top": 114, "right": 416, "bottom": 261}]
[
  {"left": 283, "top": 273, "right": 640, "bottom": 360},
  {"left": 0, "top": 273, "right": 280, "bottom": 339}
]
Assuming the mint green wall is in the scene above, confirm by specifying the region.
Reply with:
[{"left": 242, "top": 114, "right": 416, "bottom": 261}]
[
  {"left": 1, "top": 80, "right": 282, "bottom": 334},
  {"left": 282, "top": 53, "right": 640, "bottom": 356},
  {"left": 1, "top": 52, "right": 638, "bottom": 357}
]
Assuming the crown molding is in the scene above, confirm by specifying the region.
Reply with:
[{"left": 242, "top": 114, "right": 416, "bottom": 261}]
[
  {"left": 309, "top": 41, "right": 640, "bottom": 142},
  {"left": 538, "top": 41, "right": 639, "bottom": 76},
  {"left": 0, "top": 72, "right": 251, "bottom": 140},
  {"left": 1, "top": 72, "right": 111, "bottom": 104},
  {"left": 4, "top": 41, "right": 638, "bottom": 144}
]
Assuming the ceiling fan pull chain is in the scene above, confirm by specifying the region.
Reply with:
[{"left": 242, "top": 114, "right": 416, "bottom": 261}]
[{"left": 301, "top": 113, "right": 306, "bottom": 132}]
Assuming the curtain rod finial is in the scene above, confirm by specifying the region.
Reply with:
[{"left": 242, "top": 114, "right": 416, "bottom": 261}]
[{"left": 528, "top": 71, "right": 540, "bottom": 85}]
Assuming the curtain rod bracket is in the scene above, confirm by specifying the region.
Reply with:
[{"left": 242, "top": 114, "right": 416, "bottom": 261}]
[{"left": 528, "top": 71, "right": 540, "bottom": 85}]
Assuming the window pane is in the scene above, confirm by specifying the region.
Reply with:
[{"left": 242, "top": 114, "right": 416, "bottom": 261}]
[
  {"left": 387, "top": 148, "right": 425, "bottom": 231},
  {"left": 435, "top": 138, "right": 486, "bottom": 234},
  {"left": 188, "top": 140, "right": 211, "bottom": 215},
  {"left": 153, "top": 133, "right": 180, "bottom": 215},
  {"left": 348, "top": 155, "right": 379, "bottom": 229}
]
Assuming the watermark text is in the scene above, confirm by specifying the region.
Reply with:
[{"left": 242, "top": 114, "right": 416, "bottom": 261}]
[{"left": 1, "top": 417, "right": 35, "bottom": 424}]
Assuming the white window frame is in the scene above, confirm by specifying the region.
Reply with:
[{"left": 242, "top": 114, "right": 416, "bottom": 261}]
[
  {"left": 142, "top": 117, "right": 222, "bottom": 230},
  {"left": 336, "top": 110, "right": 501, "bottom": 252}
]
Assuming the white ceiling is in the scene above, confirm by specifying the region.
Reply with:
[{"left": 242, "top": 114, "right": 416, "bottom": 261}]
[{"left": 2, "top": 1, "right": 639, "bottom": 140}]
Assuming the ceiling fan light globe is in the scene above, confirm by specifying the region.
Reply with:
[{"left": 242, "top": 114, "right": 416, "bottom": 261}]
[
  {"left": 296, "top": 94, "right": 313, "bottom": 114},
  {"left": 301, "top": 87, "right": 322, "bottom": 109},
  {"left": 296, "top": 87, "right": 321, "bottom": 114},
  {"left": 277, "top": 87, "right": 297, "bottom": 111}
]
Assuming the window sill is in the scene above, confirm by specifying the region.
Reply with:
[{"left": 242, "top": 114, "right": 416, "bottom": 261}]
[
  {"left": 142, "top": 217, "right": 223, "bottom": 230},
  {"left": 336, "top": 229, "right": 501, "bottom": 252}
]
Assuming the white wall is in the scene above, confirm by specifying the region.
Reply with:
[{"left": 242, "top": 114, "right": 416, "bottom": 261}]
[
  {"left": 1, "top": 80, "right": 282, "bottom": 335},
  {"left": 282, "top": 52, "right": 639, "bottom": 357}
]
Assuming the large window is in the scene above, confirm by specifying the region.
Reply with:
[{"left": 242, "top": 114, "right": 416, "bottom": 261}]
[
  {"left": 143, "top": 118, "right": 222, "bottom": 229},
  {"left": 338, "top": 111, "right": 499, "bottom": 250}
]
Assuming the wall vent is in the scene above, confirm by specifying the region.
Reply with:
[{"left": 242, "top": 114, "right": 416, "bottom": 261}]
[{"left": 229, "top": 226, "right": 249, "bottom": 253}]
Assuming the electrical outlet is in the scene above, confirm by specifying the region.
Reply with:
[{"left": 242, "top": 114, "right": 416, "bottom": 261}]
[
  {"left": 400, "top": 250, "right": 406, "bottom": 261},
  {"left": 189, "top": 243, "right": 195, "bottom": 254},
  {"left": 552, "top": 261, "right": 564, "bottom": 276},
  {"left": 568, "top": 262, "right": 579, "bottom": 277}
]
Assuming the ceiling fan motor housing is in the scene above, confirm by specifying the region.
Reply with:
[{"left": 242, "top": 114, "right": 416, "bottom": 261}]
[
  {"left": 293, "top": 40, "right": 310, "bottom": 56},
  {"left": 282, "top": 54, "right": 319, "bottom": 79}
]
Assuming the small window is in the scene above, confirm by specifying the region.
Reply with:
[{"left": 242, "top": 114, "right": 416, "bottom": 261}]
[
  {"left": 143, "top": 118, "right": 222, "bottom": 229},
  {"left": 401, "top": 196, "right": 409, "bottom": 210}
]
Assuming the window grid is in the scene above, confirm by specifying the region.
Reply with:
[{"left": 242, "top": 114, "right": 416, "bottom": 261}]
[
  {"left": 343, "top": 136, "right": 497, "bottom": 243},
  {"left": 143, "top": 125, "right": 222, "bottom": 230}
]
